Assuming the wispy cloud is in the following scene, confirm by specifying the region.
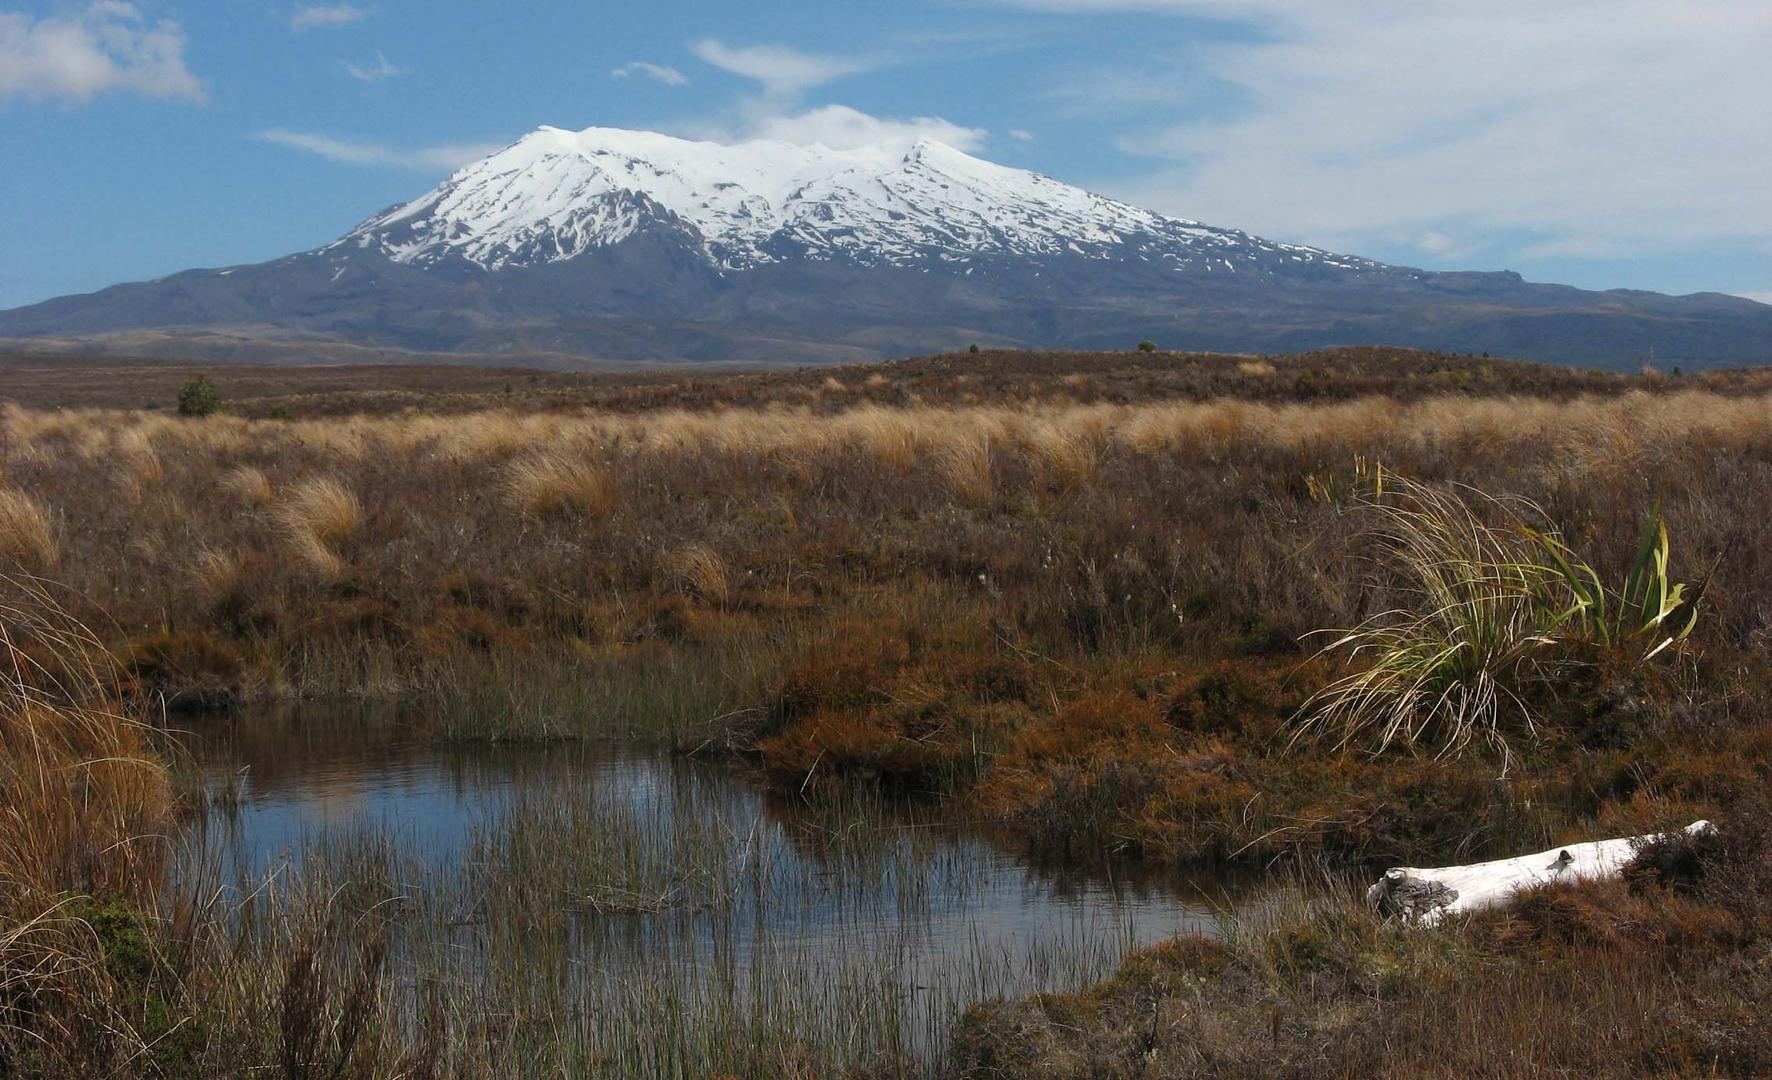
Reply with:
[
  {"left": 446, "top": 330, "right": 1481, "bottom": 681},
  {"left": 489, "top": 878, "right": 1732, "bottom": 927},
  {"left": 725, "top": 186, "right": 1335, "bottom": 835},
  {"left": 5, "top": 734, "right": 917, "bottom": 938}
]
[
  {"left": 1008, "top": 128, "right": 1034, "bottom": 142},
  {"left": 290, "top": 4, "right": 369, "bottom": 32},
  {"left": 690, "top": 39, "right": 870, "bottom": 101},
  {"left": 750, "top": 105, "right": 986, "bottom": 152},
  {"left": 344, "top": 51, "right": 405, "bottom": 83},
  {"left": 255, "top": 128, "right": 500, "bottom": 171},
  {"left": 0, "top": 2, "right": 205, "bottom": 105},
  {"left": 610, "top": 60, "right": 687, "bottom": 87},
  {"left": 1009, "top": 0, "right": 1772, "bottom": 256},
  {"left": 678, "top": 38, "right": 981, "bottom": 153}
]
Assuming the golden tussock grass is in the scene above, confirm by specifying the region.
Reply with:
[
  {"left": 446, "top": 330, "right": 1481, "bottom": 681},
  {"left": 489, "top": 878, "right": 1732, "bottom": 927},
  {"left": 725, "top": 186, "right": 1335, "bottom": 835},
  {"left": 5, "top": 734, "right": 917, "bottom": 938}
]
[
  {"left": 220, "top": 464, "right": 274, "bottom": 509},
  {"left": 938, "top": 435, "right": 994, "bottom": 501},
  {"left": 0, "top": 576, "right": 173, "bottom": 1068},
  {"left": 274, "top": 477, "right": 361, "bottom": 579},
  {"left": 11, "top": 385, "right": 1768, "bottom": 470},
  {"left": 276, "top": 476, "right": 361, "bottom": 547},
  {"left": 190, "top": 547, "right": 242, "bottom": 603},
  {"left": 0, "top": 488, "right": 57, "bottom": 571},
  {"left": 670, "top": 543, "right": 731, "bottom": 607},
  {"left": 504, "top": 450, "right": 615, "bottom": 519}
]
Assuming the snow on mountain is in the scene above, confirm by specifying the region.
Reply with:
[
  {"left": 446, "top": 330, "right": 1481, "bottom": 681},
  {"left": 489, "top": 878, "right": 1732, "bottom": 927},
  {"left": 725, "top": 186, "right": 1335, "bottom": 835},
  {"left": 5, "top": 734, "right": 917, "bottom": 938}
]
[{"left": 336, "top": 125, "right": 1375, "bottom": 275}]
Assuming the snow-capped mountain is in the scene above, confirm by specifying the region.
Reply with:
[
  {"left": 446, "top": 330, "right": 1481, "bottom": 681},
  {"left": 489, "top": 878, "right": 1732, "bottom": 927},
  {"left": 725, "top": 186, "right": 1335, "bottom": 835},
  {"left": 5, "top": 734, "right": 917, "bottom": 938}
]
[
  {"left": 336, "top": 126, "right": 1373, "bottom": 276},
  {"left": 3, "top": 125, "right": 1769, "bottom": 367}
]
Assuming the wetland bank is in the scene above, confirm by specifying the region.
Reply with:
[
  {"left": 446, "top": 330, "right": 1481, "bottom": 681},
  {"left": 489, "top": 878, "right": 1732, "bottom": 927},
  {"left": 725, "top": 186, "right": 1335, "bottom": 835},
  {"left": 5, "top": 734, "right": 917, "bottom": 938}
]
[{"left": 5, "top": 347, "right": 1772, "bottom": 1076}]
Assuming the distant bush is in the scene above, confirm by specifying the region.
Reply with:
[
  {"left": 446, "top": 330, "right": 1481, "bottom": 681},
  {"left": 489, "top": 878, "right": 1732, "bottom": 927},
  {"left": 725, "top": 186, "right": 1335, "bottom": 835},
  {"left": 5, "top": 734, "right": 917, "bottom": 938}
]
[
  {"left": 969, "top": 344, "right": 980, "bottom": 354},
  {"left": 1137, "top": 340, "right": 1158, "bottom": 353},
  {"left": 176, "top": 377, "right": 221, "bottom": 417}
]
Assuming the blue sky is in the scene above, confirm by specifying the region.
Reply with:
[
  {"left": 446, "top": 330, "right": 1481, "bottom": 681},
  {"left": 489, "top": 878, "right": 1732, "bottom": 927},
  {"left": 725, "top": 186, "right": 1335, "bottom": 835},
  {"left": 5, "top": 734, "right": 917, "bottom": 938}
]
[{"left": 2, "top": 0, "right": 1769, "bottom": 310}]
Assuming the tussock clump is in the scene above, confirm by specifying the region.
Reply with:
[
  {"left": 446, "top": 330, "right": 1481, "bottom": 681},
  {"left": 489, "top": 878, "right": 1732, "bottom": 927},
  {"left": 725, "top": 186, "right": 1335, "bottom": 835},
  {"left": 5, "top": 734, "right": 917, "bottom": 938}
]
[
  {"left": 1295, "top": 471, "right": 1699, "bottom": 767},
  {"left": 843, "top": 407, "right": 921, "bottom": 470},
  {"left": 190, "top": 548, "right": 242, "bottom": 605},
  {"left": 504, "top": 450, "right": 614, "bottom": 519},
  {"left": 938, "top": 435, "right": 994, "bottom": 501},
  {"left": 220, "top": 464, "right": 274, "bottom": 509},
  {"left": 0, "top": 577, "right": 174, "bottom": 1071},
  {"left": 0, "top": 488, "right": 57, "bottom": 571},
  {"left": 670, "top": 543, "right": 731, "bottom": 607},
  {"left": 112, "top": 428, "right": 163, "bottom": 486},
  {"left": 274, "top": 477, "right": 360, "bottom": 579},
  {"left": 1023, "top": 419, "right": 1099, "bottom": 487},
  {"left": 276, "top": 477, "right": 361, "bottom": 547}
]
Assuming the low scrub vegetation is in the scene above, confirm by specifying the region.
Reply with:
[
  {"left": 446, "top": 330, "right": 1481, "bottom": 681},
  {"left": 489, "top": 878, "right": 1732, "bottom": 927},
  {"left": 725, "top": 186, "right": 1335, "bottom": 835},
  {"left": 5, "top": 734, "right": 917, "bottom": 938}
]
[{"left": 1, "top": 346, "right": 1771, "bottom": 1073}]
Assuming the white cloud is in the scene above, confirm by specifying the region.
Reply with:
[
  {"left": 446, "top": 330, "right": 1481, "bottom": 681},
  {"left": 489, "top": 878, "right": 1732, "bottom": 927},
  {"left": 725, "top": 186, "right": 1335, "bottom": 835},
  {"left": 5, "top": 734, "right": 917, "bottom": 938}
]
[
  {"left": 1008, "top": 128, "right": 1034, "bottom": 142},
  {"left": 675, "top": 38, "right": 979, "bottom": 154},
  {"left": 1739, "top": 292, "right": 1772, "bottom": 307},
  {"left": 611, "top": 60, "right": 687, "bottom": 86},
  {"left": 290, "top": 4, "right": 368, "bottom": 31},
  {"left": 750, "top": 105, "right": 986, "bottom": 152},
  {"left": 1413, "top": 231, "right": 1456, "bottom": 256},
  {"left": 1009, "top": 1, "right": 1772, "bottom": 256},
  {"left": 0, "top": 2, "right": 204, "bottom": 105},
  {"left": 344, "top": 51, "right": 404, "bottom": 83},
  {"left": 690, "top": 38, "right": 870, "bottom": 101},
  {"left": 256, "top": 128, "right": 501, "bottom": 171}
]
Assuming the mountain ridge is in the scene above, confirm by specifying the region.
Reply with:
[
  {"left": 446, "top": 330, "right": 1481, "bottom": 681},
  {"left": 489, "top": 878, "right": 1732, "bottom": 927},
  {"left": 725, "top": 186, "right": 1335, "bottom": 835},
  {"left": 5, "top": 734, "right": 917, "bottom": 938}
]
[{"left": 4, "top": 124, "right": 1769, "bottom": 367}]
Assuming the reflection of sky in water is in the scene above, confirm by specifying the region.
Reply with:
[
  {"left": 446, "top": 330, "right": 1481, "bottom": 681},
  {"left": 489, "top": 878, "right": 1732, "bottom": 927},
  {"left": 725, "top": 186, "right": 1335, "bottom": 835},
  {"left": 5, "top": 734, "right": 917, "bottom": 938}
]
[{"left": 171, "top": 706, "right": 1233, "bottom": 1049}]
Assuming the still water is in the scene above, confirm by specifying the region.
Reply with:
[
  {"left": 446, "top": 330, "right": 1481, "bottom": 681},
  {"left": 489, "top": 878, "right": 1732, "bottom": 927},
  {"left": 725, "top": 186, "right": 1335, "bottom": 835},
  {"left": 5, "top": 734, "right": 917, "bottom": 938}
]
[{"left": 169, "top": 706, "right": 1233, "bottom": 1071}]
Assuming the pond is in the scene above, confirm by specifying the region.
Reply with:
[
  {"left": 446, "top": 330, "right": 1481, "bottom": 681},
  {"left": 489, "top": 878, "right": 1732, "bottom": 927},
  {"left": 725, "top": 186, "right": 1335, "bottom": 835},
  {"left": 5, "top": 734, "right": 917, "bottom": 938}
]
[{"left": 169, "top": 704, "right": 1236, "bottom": 1074}]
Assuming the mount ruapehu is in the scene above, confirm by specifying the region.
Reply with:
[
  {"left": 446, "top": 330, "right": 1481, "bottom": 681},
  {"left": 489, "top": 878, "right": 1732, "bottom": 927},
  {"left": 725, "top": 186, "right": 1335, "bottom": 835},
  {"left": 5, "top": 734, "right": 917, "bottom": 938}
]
[{"left": 4, "top": 125, "right": 1768, "bottom": 367}]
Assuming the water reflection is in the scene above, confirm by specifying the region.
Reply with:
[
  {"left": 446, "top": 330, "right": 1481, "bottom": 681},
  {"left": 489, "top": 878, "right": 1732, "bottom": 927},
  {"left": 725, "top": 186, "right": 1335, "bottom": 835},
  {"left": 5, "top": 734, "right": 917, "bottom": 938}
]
[{"left": 169, "top": 704, "right": 1240, "bottom": 1068}]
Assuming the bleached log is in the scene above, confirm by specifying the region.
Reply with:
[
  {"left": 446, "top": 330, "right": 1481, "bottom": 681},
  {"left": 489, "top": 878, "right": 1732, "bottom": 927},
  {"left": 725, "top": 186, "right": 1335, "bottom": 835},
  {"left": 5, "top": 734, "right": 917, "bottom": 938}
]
[{"left": 1367, "top": 819, "right": 1714, "bottom": 926}]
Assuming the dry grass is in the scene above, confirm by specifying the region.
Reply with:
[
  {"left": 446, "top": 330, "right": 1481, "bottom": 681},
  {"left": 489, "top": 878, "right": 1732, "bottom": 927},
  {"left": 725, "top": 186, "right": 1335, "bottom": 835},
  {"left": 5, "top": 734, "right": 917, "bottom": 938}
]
[
  {"left": 938, "top": 434, "right": 994, "bottom": 501},
  {"left": 0, "top": 349, "right": 1770, "bottom": 1073},
  {"left": 272, "top": 476, "right": 360, "bottom": 579},
  {"left": 0, "top": 576, "right": 173, "bottom": 1072},
  {"left": 0, "top": 488, "right": 56, "bottom": 571},
  {"left": 503, "top": 450, "right": 615, "bottom": 519},
  {"left": 220, "top": 464, "right": 273, "bottom": 509},
  {"left": 671, "top": 543, "right": 731, "bottom": 607}
]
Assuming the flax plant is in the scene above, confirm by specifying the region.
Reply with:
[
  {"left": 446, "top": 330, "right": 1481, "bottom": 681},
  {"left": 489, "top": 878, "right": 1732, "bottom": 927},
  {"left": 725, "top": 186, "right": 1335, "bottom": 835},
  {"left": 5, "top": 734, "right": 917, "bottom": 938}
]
[{"left": 1295, "top": 471, "right": 1699, "bottom": 767}]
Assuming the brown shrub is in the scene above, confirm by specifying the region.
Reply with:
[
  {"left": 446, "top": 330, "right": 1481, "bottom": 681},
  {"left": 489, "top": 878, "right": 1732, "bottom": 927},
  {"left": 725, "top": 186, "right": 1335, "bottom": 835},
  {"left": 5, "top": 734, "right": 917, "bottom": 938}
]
[
  {"left": 121, "top": 630, "right": 246, "bottom": 709},
  {"left": 1161, "top": 659, "right": 1303, "bottom": 741},
  {"left": 766, "top": 618, "right": 910, "bottom": 725}
]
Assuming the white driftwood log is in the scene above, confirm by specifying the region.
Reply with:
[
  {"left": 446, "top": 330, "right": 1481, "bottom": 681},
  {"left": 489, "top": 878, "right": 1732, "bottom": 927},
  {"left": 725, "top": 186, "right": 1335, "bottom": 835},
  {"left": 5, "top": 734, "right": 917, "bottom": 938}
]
[{"left": 1367, "top": 819, "right": 1714, "bottom": 926}]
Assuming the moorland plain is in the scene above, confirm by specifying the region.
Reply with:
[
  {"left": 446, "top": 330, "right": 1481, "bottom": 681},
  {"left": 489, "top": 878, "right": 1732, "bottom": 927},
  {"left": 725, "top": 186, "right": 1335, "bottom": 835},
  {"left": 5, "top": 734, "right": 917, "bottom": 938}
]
[{"left": 3, "top": 347, "right": 1772, "bottom": 1075}]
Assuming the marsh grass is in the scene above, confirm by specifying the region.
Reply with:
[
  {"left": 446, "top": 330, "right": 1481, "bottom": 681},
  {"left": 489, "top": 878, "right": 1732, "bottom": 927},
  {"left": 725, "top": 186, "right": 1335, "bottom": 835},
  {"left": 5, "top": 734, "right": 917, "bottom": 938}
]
[
  {"left": 164, "top": 746, "right": 1188, "bottom": 1077},
  {"left": 420, "top": 630, "right": 782, "bottom": 748}
]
